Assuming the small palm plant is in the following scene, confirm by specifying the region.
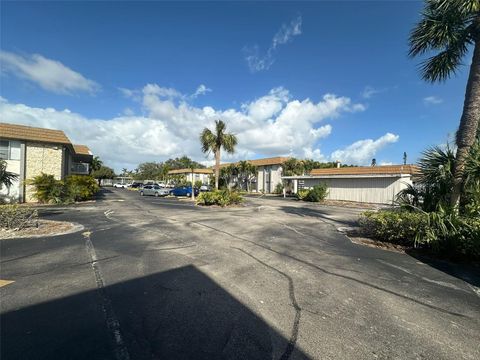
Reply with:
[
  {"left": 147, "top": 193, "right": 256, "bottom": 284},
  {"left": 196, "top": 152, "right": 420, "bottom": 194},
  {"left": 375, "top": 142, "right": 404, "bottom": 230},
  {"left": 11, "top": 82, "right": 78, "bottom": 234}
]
[
  {"left": 200, "top": 120, "right": 237, "bottom": 190},
  {"left": 90, "top": 156, "right": 103, "bottom": 174},
  {"left": 0, "top": 160, "right": 18, "bottom": 189},
  {"left": 409, "top": 0, "right": 480, "bottom": 208}
]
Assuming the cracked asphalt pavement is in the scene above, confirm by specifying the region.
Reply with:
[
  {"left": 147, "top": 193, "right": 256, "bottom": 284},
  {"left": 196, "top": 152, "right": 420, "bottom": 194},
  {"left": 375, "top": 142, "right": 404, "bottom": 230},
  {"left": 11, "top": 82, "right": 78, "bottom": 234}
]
[{"left": 1, "top": 189, "right": 479, "bottom": 360}]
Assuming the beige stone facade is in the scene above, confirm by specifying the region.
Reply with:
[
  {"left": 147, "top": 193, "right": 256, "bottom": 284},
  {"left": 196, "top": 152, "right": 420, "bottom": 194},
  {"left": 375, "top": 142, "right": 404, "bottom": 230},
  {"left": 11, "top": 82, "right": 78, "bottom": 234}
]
[
  {"left": 1, "top": 123, "right": 93, "bottom": 203},
  {"left": 25, "top": 142, "right": 64, "bottom": 202}
]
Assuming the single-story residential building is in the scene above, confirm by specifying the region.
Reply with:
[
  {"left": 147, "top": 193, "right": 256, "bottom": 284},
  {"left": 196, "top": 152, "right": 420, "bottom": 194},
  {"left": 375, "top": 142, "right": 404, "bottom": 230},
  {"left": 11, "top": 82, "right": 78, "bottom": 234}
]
[
  {"left": 282, "top": 165, "right": 419, "bottom": 204},
  {"left": 167, "top": 168, "right": 213, "bottom": 185},
  {"left": 0, "top": 123, "right": 93, "bottom": 202}
]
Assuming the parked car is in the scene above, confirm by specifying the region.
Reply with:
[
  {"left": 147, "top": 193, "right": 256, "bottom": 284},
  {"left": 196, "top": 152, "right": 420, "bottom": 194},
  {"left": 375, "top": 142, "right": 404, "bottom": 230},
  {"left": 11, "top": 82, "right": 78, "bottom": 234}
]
[
  {"left": 171, "top": 186, "right": 199, "bottom": 197},
  {"left": 140, "top": 185, "right": 170, "bottom": 197},
  {"left": 130, "top": 182, "right": 143, "bottom": 189},
  {"left": 200, "top": 185, "right": 212, "bottom": 192},
  {"left": 113, "top": 183, "right": 128, "bottom": 188}
]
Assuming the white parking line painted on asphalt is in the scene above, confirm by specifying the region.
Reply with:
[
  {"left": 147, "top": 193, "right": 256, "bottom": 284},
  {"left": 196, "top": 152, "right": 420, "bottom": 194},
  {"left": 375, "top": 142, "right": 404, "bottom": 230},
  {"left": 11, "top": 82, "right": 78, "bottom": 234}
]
[{"left": 83, "top": 231, "right": 130, "bottom": 360}]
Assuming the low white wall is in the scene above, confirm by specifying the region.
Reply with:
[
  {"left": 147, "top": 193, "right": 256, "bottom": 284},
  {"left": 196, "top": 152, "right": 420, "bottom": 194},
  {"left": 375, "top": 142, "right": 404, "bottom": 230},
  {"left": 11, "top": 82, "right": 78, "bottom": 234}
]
[{"left": 299, "top": 176, "right": 411, "bottom": 204}]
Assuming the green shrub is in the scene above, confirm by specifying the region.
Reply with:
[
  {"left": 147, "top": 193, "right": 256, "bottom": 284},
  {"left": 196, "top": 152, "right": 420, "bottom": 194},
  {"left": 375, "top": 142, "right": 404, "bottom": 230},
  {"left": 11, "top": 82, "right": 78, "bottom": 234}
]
[
  {"left": 29, "top": 173, "right": 99, "bottom": 203},
  {"left": 296, "top": 189, "right": 310, "bottom": 200},
  {"left": 297, "top": 184, "right": 329, "bottom": 202},
  {"left": 359, "top": 210, "right": 427, "bottom": 246},
  {"left": 0, "top": 205, "right": 38, "bottom": 230},
  {"left": 274, "top": 183, "right": 284, "bottom": 194},
  {"left": 196, "top": 191, "right": 218, "bottom": 206},
  {"left": 305, "top": 184, "right": 328, "bottom": 202},
  {"left": 66, "top": 175, "right": 99, "bottom": 201},
  {"left": 359, "top": 209, "right": 480, "bottom": 260},
  {"left": 29, "top": 174, "right": 67, "bottom": 204},
  {"left": 196, "top": 190, "right": 243, "bottom": 207}
]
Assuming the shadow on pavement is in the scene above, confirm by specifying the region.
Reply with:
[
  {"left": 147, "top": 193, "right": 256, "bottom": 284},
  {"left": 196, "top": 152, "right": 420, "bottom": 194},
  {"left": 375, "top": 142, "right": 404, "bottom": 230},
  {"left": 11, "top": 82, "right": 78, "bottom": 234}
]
[
  {"left": 95, "top": 187, "right": 114, "bottom": 200},
  {"left": 278, "top": 205, "right": 359, "bottom": 228},
  {"left": 1, "top": 265, "right": 310, "bottom": 360},
  {"left": 405, "top": 250, "right": 480, "bottom": 289}
]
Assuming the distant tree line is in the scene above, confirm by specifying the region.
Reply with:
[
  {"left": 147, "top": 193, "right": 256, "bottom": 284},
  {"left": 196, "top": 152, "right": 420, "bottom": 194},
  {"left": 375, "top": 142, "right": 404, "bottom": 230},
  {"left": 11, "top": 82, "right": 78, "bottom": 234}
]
[{"left": 283, "top": 158, "right": 355, "bottom": 176}]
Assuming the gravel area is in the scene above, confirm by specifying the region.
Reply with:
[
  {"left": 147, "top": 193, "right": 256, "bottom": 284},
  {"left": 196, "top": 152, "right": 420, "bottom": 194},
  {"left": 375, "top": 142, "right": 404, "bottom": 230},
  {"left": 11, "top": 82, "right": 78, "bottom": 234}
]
[{"left": 0, "top": 220, "right": 83, "bottom": 239}]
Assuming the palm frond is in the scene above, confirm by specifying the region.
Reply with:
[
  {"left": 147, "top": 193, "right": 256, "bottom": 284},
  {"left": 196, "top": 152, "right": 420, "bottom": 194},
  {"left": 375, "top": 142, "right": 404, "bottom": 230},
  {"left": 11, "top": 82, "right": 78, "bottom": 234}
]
[
  {"left": 409, "top": 0, "right": 476, "bottom": 82},
  {"left": 0, "top": 160, "right": 19, "bottom": 188},
  {"left": 395, "top": 183, "right": 423, "bottom": 208},
  {"left": 419, "top": 37, "right": 469, "bottom": 82},
  {"left": 221, "top": 133, "right": 238, "bottom": 154},
  {"left": 200, "top": 128, "right": 216, "bottom": 154}
]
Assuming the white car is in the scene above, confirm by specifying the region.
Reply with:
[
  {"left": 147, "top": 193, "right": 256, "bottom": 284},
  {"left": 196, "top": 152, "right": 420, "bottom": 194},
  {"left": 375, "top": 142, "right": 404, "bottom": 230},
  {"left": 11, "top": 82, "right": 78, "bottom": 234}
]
[{"left": 113, "top": 183, "right": 128, "bottom": 188}]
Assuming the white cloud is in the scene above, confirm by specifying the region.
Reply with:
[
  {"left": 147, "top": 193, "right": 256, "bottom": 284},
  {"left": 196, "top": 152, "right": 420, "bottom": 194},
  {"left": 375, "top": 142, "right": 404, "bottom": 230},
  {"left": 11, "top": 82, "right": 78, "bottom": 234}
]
[
  {"left": 244, "top": 15, "right": 302, "bottom": 72},
  {"left": 142, "top": 84, "right": 183, "bottom": 99},
  {"left": 192, "top": 84, "right": 212, "bottom": 98},
  {"left": 423, "top": 96, "right": 443, "bottom": 105},
  {"left": 0, "top": 51, "right": 99, "bottom": 94},
  {"left": 0, "top": 86, "right": 365, "bottom": 171},
  {"left": 272, "top": 15, "right": 302, "bottom": 49},
  {"left": 331, "top": 133, "right": 399, "bottom": 165}
]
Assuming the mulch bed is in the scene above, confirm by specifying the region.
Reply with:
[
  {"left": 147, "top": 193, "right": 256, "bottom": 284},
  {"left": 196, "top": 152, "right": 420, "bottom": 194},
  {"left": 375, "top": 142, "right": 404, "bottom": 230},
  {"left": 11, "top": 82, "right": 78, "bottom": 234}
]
[
  {"left": 342, "top": 227, "right": 411, "bottom": 253},
  {"left": 0, "top": 220, "right": 81, "bottom": 239}
]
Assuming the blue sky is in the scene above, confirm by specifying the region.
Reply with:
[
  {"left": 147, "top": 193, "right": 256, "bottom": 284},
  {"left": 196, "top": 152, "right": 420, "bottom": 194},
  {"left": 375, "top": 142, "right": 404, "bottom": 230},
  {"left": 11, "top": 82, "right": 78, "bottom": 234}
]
[{"left": 0, "top": 1, "right": 471, "bottom": 171}]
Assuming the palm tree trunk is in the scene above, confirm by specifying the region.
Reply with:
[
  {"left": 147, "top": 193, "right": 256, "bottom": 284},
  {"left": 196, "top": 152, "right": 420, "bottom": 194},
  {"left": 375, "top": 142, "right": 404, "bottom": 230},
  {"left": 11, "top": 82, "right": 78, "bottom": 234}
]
[
  {"left": 214, "top": 149, "right": 220, "bottom": 190},
  {"left": 451, "top": 41, "right": 480, "bottom": 209}
]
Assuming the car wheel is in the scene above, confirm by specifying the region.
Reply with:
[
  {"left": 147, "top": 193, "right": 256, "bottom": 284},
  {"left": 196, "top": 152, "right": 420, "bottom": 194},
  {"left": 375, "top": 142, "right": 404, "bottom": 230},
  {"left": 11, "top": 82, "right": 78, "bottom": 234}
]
[
  {"left": 155, "top": 192, "right": 159, "bottom": 197},
  {"left": 140, "top": 191, "right": 144, "bottom": 196}
]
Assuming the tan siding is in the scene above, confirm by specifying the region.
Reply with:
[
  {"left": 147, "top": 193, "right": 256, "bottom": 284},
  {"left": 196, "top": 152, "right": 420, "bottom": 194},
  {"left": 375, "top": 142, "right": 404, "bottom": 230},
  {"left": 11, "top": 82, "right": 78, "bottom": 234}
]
[
  {"left": 25, "top": 142, "right": 65, "bottom": 202},
  {"left": 302, "top": 177, "right": 412, "bottom": 204}
]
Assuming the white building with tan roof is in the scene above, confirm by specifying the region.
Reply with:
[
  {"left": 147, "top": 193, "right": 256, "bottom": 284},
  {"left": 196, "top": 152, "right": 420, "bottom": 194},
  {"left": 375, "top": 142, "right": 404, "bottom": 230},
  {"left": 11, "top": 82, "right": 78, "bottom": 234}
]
[{"left": 283, "top": 164, "right": 419, "bottom": 204}]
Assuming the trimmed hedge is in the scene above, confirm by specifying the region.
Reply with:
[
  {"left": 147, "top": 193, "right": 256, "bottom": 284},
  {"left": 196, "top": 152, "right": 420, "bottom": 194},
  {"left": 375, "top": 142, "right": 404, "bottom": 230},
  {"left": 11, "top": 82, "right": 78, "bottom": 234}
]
[
  {"left": 196, "top": 190, "right": 243, "bottom": 207},
  {"left": 359, "top": 210, "right": 480, "bottom": 260}
]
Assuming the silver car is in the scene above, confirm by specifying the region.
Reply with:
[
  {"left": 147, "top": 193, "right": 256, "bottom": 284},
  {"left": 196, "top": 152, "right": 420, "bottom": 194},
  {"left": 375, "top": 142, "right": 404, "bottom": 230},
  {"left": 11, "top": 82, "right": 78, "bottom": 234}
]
[{"left": 139, "top": 184, "right": 170, "bottom": 197}]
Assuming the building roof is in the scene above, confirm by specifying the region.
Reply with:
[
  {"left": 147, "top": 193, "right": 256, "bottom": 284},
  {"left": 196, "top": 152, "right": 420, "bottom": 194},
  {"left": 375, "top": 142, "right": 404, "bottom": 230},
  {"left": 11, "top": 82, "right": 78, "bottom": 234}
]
[
  {"left": 247, "top": 156, "right": 290, "bottom": 167},
  {"left": 73, "top": 144, "right": 92, "bottom": 156},
  {"left": 0, "top": 123, "right": 71, "bottom": 145},
  {"left": 219, "top": 156, "right": 290, "bottom": 168},
  {"left": 309, "top": 165, "right": 419, "bottom": 176},
  {"left": 168, "top": 168, "right": 213, "bottom": 175},
  {"left": 0, "top": 123, "right": 94, "bottom": 158}
]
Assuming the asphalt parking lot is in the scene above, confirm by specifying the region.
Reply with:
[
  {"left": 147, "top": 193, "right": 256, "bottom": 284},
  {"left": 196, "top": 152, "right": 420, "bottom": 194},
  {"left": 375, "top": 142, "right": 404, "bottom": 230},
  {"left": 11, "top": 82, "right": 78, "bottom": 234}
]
[{"left": 1, "top": 188, "right": 479, "bottom": 360}]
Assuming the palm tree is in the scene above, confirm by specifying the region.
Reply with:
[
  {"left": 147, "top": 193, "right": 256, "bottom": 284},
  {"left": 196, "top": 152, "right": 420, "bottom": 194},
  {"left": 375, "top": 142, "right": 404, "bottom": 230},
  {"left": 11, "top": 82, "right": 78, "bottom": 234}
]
[
  {"left": 409, "top": 0, "right": 480, "bottom": 209},
  {"left": 238, "top": 161, "right": 257, "bottom": 192},
  {"left": 90, "top": 156, "right": 103, "bottom": 174},
  {"left": 0, "top": 160, "right": 18, "bottom": 189},
  {"left": 200, "top": 120, "right": 237, "bottom": 190}
]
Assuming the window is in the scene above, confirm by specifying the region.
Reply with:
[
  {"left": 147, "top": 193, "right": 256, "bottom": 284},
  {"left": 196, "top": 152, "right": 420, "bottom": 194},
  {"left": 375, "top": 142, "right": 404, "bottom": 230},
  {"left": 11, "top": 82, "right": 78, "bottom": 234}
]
[{"left": 0, "top": 140, "right": 21, "bottom": 160}]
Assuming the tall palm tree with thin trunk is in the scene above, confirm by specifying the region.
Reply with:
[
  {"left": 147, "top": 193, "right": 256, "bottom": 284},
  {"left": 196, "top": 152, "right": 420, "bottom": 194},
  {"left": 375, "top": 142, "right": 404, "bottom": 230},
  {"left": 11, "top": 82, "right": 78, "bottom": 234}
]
[
  {"left": 409, "top": 0, "right": 480, "bottom": 209},
  {"left": 200, "top": 120, "right": 237, "bottom": 190}
]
